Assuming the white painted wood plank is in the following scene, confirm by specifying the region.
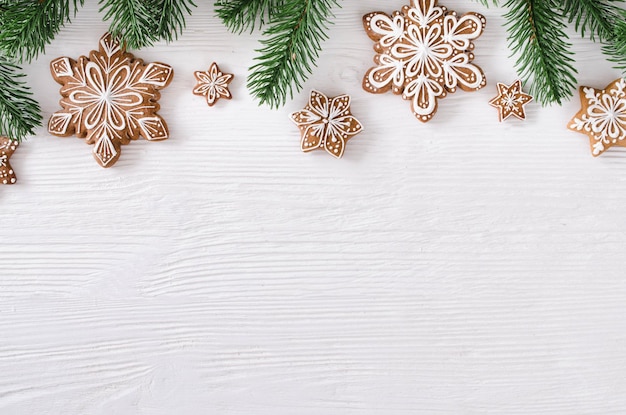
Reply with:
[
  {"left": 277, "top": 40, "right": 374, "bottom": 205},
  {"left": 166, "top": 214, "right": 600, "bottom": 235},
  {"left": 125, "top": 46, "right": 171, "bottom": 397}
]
[{"left": 2, "top": 1, "right": 626, "bottom": 414}]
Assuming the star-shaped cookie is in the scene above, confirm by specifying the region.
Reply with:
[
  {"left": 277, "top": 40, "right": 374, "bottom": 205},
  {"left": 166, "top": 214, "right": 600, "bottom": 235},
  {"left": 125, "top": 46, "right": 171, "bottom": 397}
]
[
  {"left": 290, "top": 90, "right": 363, "bottom": 158},
  {"left": 568, "top": 78, "right": 626, "bottom": 156},
  {"left": 363, "top": 0, "right": 487, "bottom": 122},
  {"left": 489, "top": 79, "right": 533, "bottom": 121},
  {"left": 193, "top": 63, "right": 234, "bottom": 106},
  {"left": 48, "top": 33, "right": 174, "bottom": 168},
  {"left": 0, "top": 136, "right": 18, "bottom": 185}
]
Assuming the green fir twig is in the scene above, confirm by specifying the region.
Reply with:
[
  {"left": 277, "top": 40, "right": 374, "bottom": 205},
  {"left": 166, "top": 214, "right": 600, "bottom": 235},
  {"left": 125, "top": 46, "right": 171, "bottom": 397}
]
[
  {"left": 561, "top": 0, "right": 624, "bottom": 40},
  {"left": 99, "top": 0, "right": 196, "bottom": 49},
  {"left": 0, "top": 0, "right": 84, "bottom": 62},
  {"left": 215, "top": 0, "right": 284, "bottom": 33},
  {"left": 504, "top": 0, "right": 578, "bottom": 105},
  {"left": 0, "top": 56, "right": 42, "bottom": 141},
  {"left": 154, "top": 0, "right": 196, "bottom": 42},
  {"left": 219, "top": 0, "right": 339, "bottom": 108},
  {"left": 602, "top": 8, "right": 626, "bottom": 70},
  {"left": 473, "top": 0, "right": 625, "bottom": 105}
]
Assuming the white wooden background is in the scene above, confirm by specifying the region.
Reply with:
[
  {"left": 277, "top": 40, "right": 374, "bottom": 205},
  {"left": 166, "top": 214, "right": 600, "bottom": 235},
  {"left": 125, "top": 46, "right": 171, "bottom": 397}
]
[{"left": 3, "top": 1, "right": 626, "bottom": 414}]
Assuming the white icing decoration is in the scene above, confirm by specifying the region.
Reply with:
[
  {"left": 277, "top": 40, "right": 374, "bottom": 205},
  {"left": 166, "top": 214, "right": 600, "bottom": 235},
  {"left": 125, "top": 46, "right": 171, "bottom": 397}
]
[
  {"left": 93, "top": 132, "right": 117, "bottom": 166},
  {"left": 139, "top": 63, "right": 174, "bottom": 87},
  {"left": 48, "top": 33, "right": 172, "bottom": 167},
  {"left": 364, "top": 0, "right": 486, "bottom": 121},
  {"left": 290, "top": 90, "right": 364, "bottom": 159},
  {"left": 569, "top": 78, "right": 626, "bottom": 155},
  {"left": 193, "top": 63, "right": 234, "bottom": 106},
  {"left": 138, "top": 117, "right": 168, "bottom": 141},
  {"left": 488, "top": 80, "right": 533, "bottom": 122},
  {"left": 0, "top": 137, "right": 18, "bottom": 185},
  {"left": 51, "top": 57, "right": 73, "bottom": 77},
  {"left": 48, "top": 113, "right": 73, "bottom": 135}
]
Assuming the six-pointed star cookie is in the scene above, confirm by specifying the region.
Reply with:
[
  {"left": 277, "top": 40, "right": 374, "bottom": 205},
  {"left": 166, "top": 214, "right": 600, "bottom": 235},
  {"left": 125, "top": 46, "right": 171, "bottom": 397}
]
[
  {"left": 0, "top": 136, "right": 18, "bottom": 185},
  {"left": 362, "top": 0, "right": 487, "bottom": 122},
  {"left": 193, "top": 63, "right": 234, "bottom": 106},
  {"left": 569, "top": 78, "right": 626, "bottom": 156},
  {"left": 489, "top": 79, "right": 533, "bottom": 122},
  {"left": 48, "top": 33, "right": 174, "bottom": 168},
  {"left": 290, "top": 90, "right": 363, "bottom": 158}
]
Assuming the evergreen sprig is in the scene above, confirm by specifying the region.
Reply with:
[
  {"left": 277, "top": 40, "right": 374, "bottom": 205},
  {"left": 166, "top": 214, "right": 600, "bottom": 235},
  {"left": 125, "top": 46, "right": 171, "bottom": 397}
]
[
  {"left": 504, "top": 0, "right": 578, "bottom": 105},
  {"left": 0, "top": 56, "right": 42, "bottom": 141},
  {"left": 217, "top": 0, "right": 339, "bottom": 108},
  {"left": 602, "top": 8, "right": 626, "bottom": 70},
  {"left": 215, "top": 0, "right": 283, "bottom": 33},
  {"left": 0, "top": 0, "right": 84, "bottom": 62},
  {"left": 99, "top": 0, "right": 196, "bottom": 49},
  {"left": 474, "top": 0, "right": 626, "bottom": 105},
  {"left": 561, "top": 0, "right": 623, "bottom": 40}
]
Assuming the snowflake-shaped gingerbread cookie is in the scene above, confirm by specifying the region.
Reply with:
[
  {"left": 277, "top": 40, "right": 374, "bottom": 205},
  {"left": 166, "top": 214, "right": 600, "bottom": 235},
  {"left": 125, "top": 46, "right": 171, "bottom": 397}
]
[
  {"left": 489, "top": 79, "right": 533, "bottom": 122},
  {"left": 193, "top": 63, "right": 234, "bottom": 106},
  {"left": 363, "top": 0, "right": 486, "bottom": 122},
  {"left": 568, "top": 78, "right": 626, "bottom": 156},
  {"left": 48, "top": 33, "right": 174, "bottom": 167},
  {"left": 0, "top": 136, "right": 18, "bottom": 185},
  {"left": 290, "top": 90, "right": 363, "bottom": 158}
]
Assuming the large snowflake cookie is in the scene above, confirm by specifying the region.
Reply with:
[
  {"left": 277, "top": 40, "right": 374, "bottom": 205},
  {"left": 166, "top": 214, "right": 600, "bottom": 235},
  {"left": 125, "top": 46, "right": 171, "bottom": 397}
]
[
  {"left": 568, "top": 78, "right": 626, "bottom": 157},
  {"left": 48, "top": 33, "right": 174, "bottom": 168},
  {"left": 362, "top": 0, "right": 486, "bottom": 122},
  {"left": 290, "top": 90, "right": 363, "bottom": 158},
  {"left": 0, "top": 136, "right": 18, "bottom": 185}
]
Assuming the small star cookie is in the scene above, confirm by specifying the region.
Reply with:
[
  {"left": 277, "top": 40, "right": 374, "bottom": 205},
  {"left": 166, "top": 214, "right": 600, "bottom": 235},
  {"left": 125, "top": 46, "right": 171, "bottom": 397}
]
[
  {"left": 489, "top": 79, "right": 533, "bottom": 122},
  {"left": 48, "top": 33, "right": 174, "bottom": 168},
  {"left": 568, "top": 78, "right": 626, "bottom": 156},
  {"left": 0, "top": 136, "right": 18, "bottom": 185},
  {"left": 290, "top": 90, "right": 363, "bottom": 158},
  {"left": 193, "top": 63, "right": 234, "bottom": 106},
  {"left": 362, "top": 0, "right": 487, "bottom": 122}
]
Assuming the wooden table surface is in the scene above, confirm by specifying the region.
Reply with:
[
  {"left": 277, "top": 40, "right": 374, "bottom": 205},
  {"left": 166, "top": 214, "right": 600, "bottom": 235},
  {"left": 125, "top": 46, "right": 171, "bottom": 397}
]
[{"left": 2, "top": 1, "right": 626, "bottom": 414}]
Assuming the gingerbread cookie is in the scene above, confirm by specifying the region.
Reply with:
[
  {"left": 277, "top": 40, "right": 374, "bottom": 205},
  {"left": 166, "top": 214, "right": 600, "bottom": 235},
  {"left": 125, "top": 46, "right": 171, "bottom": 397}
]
[
  {"left": 363, "top": 0, "right": 486, "bottom": 122},
  {"left": 48, "top": 33, "right": 174, "bottom": 168},
  {"left": 290, "top": 90, "right": 363, "bottom": 158},
  {"left": 193, "top": 63, "right": 234, "bottom": 106},
  {"left": 0, "top": 137, "right": 18, "bottom": 185},
  {"left": 568, "top": 78, "right": 626, "bottom": 156},
  {"left": 489, "top": 79, "right": 533, "bottom": 122}
]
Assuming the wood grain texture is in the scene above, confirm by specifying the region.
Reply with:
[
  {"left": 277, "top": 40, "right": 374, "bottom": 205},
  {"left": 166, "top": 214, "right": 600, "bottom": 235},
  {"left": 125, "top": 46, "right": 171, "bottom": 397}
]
[{"left": 2, "top": 1, "right": 626, "bottom": 414}]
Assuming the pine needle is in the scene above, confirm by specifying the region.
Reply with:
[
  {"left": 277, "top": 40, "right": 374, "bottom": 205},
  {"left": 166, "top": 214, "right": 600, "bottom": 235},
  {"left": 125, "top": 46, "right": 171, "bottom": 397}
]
[
  {"left": 0, "top": 56, "right": 42, "bottom": 141},
  {"left": 152, "top": 0, "right": 197, "bottom": 43},
  {"left": 215, "top": 0, "right": 284, "bottom": 33},
  {"left": 0, "top": 0, "right": 84, "bottom": 62},
  {"left": 561, "top": 0, "right": 624, "bottom": 41},
  {"left": 246, "top": 0, "right": 339, "bottom": 108},
  {"left": 503, "top": 0, "right": 578, "bottom": 105},
  {"left": 603, "top": 9, "right": 626, "bottom": 71},
  {"left": 99, "top": 0, "right": 195, "bottom": 49}
]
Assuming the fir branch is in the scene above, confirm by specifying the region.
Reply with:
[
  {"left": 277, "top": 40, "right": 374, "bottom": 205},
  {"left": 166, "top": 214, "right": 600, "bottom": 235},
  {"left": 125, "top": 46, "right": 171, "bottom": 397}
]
[
  {"left": 99, "top": 0, "right": 195, "bottom": 49},
  {"left": 560, "top": 0, "right": 624, "bottom": 41},
  {"left": 152, "top": 0, "right": 197, "bottom": 42},
  {"left": 215, "top": 0, "right": 284, "bottom": 33},
  {"left": 247, "top": 0, "right": 339, "bottom": 108},
  {"left": 503, "top": 0, "right": 578, "bottom": 105},
  {"left": 99, "top": 0, "right": 157, "bottom": 49},
  {"left": 0, "top": 0, "right": 83, "bottom": 62},
  {"left": 602, "top": 8, "right": 626, "bottom": 71},
  {"left": 0, "top": 56, "right": 42, "bottom": 141}
]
